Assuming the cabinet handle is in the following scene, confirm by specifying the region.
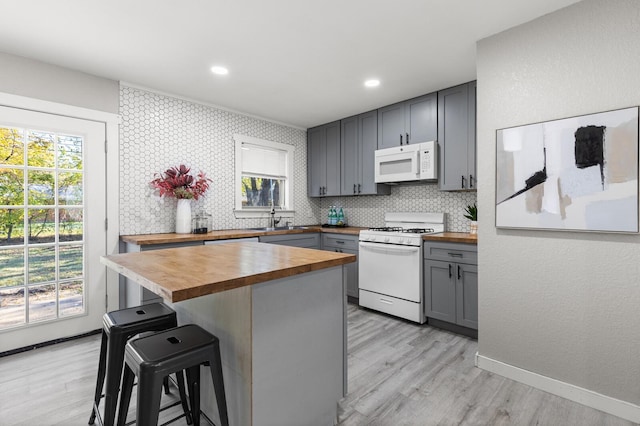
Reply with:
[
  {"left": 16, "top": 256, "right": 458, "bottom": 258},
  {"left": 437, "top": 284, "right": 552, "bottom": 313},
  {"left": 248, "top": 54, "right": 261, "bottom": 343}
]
[
  {"left": 336, "top": 240, "right": 344, "bottom": 244},
  {"left": 353, "top": 184, "right": 356, "bottom": 194},
  {"left": 358, "top": 183, "right": 361, "bottom": 193},
  {"left": 458, "top": 265, "right": 461, "bottom": 280},
  {"left": 461, "top": 175, "right": 466, "bottom": 189},
  {"left": 323, "top": 186, "right": 326, "bottom": 195},
  {"left": 400, "top": 134, "right": 403, "bottom": 145},
  {"left": 449, "top": 264, "right": 452, "bottom": 278},
  {"left": 469, "top": 174, "right": 474, "bottom": 188},
  {"left": 406, "top": 133, "right": 410, "bottom": 144},
  {"left": 447, "top": 252, "right": 463, "bottom": 257}
]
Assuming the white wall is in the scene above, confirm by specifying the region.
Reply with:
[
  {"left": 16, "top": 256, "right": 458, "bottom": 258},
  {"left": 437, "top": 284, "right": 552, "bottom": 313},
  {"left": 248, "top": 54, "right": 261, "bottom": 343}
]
[
  {"left": 0, "top": 52, "right": 119, "bottom": 114},
  {"left": 119, "top": 86, "right": 319, "bottom": 234},
  {"left": 477, "top": 0, "right": 640, "bottom": 411}
]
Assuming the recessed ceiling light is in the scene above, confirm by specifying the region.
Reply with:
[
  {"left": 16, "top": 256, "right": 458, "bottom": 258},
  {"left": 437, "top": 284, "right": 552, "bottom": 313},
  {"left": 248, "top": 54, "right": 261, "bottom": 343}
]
[
  {"left": 210, "top": 66, "right": 229, "bottom": 75},
  {"left": 364, "top": 79, "right": 380, "bottom": 88}
]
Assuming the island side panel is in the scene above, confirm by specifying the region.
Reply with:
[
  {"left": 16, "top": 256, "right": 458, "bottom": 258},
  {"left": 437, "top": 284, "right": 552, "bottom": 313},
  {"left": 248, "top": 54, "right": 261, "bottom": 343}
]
[
  {"left": 251, "top": 266, "right": 345, "bottom": 426},
  {"left": 169, "top": 285, "right": 252, "bottom": 426}
]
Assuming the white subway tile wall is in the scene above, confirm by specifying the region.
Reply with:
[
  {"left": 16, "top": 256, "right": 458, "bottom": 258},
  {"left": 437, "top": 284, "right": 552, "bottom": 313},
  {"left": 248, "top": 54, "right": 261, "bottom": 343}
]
[
  {"left": 321, "top": 185, "right": 477, "bottom": 232},
  {"left": 119, "top": 85, "right": 320, "bottom": 235},
  {"left": 119, "top": 85, "right": 477, "bottom": 235}
]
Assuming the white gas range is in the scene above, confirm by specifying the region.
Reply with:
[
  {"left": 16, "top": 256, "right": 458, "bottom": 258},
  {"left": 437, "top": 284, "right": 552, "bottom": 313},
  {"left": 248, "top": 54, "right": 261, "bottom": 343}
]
[{"left": 358, "top": 212, "right": 446, "bottom": 323}]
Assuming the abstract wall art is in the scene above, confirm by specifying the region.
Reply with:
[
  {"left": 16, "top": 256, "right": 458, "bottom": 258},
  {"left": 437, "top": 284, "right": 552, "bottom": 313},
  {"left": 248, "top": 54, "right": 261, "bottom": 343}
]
[{"left": 496, "top": 107, "right": 639, "bottom": 233}]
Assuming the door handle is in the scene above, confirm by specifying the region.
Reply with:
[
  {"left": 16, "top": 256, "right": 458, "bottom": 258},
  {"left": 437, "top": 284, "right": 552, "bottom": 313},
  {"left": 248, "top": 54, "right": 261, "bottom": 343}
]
[
  {"left": 461, "top": 175, "right": 466, "bottom": 189},
  {"left": 449, "top": 264, "right": 452, "bottom": 278},
  {"left": 406, "top": 133, "right": 410, "bottom": 144},
  {"left": 400, "top": 134, "right": 403, "bottom": 145},
  {"left": 358, "top": 183, "right": 361, "bottom": 193},
  {"left": 458, "top": 265, "right": 461, "bottom": 280},
  {"left": 353, "top": 184, "right": 356, "bottom": 194},
  {"left": 469, "top": 174, "right": 474, "bottom": 188}
]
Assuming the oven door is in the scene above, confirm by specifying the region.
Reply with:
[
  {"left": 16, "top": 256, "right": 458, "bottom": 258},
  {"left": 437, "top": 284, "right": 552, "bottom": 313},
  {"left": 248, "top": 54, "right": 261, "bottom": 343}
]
[{"left": 358, "top": 241, "right": 421, "bottom": 302}]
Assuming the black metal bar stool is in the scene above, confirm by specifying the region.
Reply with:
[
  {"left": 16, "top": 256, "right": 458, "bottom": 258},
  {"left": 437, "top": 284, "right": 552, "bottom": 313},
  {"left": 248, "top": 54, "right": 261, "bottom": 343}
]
[
  {"left": 88, "top": 303, "right": 191, "bottom": 426},
  {"left": 117, "top": 324, "right": 229, "bottom": 426}
]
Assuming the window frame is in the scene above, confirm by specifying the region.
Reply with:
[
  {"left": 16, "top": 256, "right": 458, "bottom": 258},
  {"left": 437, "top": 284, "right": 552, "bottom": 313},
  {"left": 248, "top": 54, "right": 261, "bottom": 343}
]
[{"left": 234, "top": 134, "right": 294, "bottom": 219}]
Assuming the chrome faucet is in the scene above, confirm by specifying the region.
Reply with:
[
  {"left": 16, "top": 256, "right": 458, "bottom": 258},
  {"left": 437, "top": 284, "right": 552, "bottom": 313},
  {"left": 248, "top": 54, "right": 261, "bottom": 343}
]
[{"left": 269, "top": 203, "right": 281, "bottom": 228}]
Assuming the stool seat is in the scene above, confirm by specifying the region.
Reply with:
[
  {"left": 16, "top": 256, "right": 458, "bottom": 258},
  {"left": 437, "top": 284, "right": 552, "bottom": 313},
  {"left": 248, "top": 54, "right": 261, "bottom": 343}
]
[
  {"left": 117, "top": 324, "right": 229, "bottom": 426},
  {"left": 88, "top": 303, "right": 191, "bottom": 426}
]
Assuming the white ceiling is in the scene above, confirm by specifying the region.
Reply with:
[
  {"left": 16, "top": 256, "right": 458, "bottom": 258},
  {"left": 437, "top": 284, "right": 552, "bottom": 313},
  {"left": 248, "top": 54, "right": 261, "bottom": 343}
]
[{"left": 0, "top": 0, "right": 580, "bottom": 129}]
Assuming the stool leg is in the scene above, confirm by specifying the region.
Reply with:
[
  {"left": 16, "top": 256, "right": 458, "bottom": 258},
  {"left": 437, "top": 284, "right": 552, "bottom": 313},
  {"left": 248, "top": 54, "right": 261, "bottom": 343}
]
[
  {"left": 116, "top": 364, "right": 135, "bottom": 426},
  {"left": 136, "top": 371, "right": 163, "bottom": 426},
  {"left": 103, "top": 332, "right": 127, "bottom": 426},
  {"left": 208, "top": 341, "right": 229, "bottom": 426},
  {"left": 176, "top": 370, "right": 193, "bottom": 425},
  {"left": 163, "top": 376, "right": 171, "bottom": 395},
  {"left": 185, "top": 366, "right": 201, "bottom": 426},
  {"left": 88, "top": 330, "right": 108, "bottom": 425}
]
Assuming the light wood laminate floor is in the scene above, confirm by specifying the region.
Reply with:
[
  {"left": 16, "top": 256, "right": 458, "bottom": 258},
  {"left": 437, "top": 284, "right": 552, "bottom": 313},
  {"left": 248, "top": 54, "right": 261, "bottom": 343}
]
[{"left": 0, "top": 304, "right": 635, "bottom": 425}]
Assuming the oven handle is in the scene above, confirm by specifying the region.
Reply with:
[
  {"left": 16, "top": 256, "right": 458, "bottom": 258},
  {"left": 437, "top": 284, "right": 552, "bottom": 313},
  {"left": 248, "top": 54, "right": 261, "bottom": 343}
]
[{"left": 359, "top": 241, "right": 421, "bottom": 254}]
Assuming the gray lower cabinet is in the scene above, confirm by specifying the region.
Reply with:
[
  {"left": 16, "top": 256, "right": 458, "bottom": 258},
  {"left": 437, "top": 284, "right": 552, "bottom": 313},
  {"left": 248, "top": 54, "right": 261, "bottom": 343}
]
[
  {"left": 121, "top": 240, "right": 203, "bottom": 307},
  {"left": 438, "top": 81, "right": 477, "bottom": 191},
  {"left": 308, "top": 121, "right": 341, "bottom": 197},
  {"left": 321, "top": 233, "right": 359, "bottom": 299},
  {"left": 259, "top": 233, "right": 321, "bottom": 249},
  {"left": 423, "top": 241, "right": 477, "bottom": 330},
  {"left": 340, "top": 111, "right": 390, "bottom": 196},
  {"left": 378, "top": 92, "right": 437, "bottom": 149}
]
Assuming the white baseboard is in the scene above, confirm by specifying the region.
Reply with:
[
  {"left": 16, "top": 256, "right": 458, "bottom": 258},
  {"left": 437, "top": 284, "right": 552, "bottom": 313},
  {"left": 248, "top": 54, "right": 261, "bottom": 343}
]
[{"left": 476, "top": 354, "right": 640, "bottom": 423}]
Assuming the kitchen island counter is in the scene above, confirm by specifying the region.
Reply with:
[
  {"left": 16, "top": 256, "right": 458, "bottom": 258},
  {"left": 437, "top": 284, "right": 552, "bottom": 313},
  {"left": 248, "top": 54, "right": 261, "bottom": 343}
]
[
  {"left": 101, "top": 242, "right": 354, "bottom": 426},
  {"left": 102, "top": 241, "right": 355, "bottom": 302}
]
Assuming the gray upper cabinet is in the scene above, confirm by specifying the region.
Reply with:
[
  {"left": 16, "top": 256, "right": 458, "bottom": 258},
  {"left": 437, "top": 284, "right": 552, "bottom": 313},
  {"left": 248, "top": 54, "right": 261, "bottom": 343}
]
[
  {"left": 438, "top": 81, "right": 477, "bottom": 191},
  {"left": 340, "top": 111, "right": 390, "bottom": 196},
  {"left": 378, "top": 93, "right": 437, "bottom": 149},
  {"left": 308, "top": 121, "right": 341, "bottom": 197}
]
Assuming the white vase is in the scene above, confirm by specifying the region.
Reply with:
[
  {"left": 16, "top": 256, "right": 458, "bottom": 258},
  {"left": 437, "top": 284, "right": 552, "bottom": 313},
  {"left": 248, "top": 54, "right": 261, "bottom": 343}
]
[
  {"left": 175, "top": 198, "right": 192, "bottom": 233},
  {"left": 469, "top": 220, "right": 478, "bottom": 234}
]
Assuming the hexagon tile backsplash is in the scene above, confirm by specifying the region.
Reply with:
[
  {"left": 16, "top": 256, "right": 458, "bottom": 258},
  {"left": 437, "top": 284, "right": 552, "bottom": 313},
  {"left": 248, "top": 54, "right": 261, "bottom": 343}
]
[{"left": 119, "top": 85, "right": 477, "bottom": 235}]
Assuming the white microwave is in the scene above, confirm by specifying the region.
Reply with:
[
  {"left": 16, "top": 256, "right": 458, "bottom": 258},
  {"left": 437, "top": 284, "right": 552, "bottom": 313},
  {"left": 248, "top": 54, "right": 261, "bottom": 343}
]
[{"left": 374, "top": 141, "right": 437, "bottom": 183}]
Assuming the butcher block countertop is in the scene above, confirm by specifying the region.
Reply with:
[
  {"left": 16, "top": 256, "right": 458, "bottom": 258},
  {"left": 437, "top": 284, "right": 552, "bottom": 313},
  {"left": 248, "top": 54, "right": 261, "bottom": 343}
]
[
  {"left": 101, "top": 241, "right": 356, "bottom": 303},
  {"left": 422, "top": 232, "right": 478, "bottom": 244},
  {"left": 120, "top": 226, "right": 366, "bottom": 245}
]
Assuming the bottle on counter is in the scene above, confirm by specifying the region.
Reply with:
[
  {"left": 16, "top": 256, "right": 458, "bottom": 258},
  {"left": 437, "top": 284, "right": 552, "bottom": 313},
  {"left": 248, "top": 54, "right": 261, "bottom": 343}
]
[
  {"left": 328, "top": 206, "right": 334, "bottom": 225},
  {"left": 337, "top": 207, "right": 345, "bottom": 226}
]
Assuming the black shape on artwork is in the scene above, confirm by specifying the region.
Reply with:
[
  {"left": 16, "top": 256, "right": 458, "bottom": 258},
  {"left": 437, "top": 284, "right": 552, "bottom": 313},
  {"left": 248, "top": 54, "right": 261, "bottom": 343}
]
[
  {"left": 498, "top": 148, "right": 548, "bottom": 204},
  {"left": 574, "top": 125, "right": 606, "bottom": 188}
]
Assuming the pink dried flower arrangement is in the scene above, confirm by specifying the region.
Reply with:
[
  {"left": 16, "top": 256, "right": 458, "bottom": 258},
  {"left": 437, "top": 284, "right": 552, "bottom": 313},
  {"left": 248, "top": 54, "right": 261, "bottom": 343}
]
[{"left": 150, "top": 164, "right": 212, "bottom": 200}]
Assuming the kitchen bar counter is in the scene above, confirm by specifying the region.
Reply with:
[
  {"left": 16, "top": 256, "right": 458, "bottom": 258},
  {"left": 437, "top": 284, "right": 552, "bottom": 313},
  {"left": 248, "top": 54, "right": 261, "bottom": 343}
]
[
  {"left": 102, "top": 242, "right": 355, "bottom": 302},
  {"left": 101, "top": 241, "right": 353, "bottom": 426},
  {"left": 422, "top": 232, "right": 478, "bottom": 244},
  {"left": 120, "top": 225, "right": 365, "bottom": 245}
]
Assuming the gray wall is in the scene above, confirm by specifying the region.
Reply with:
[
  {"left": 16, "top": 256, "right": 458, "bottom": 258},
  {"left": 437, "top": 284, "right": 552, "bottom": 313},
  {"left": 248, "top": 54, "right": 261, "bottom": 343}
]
[
  {"left": 0, "top": 51, "right": 119, "bottom": 113},
  {"left": 477, "top": 0, "right": 640, "bottom": 406}
]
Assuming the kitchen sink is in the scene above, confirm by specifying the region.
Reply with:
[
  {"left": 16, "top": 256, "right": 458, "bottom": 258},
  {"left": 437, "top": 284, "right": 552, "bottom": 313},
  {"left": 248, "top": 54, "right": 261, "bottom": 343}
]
[{"left": 245, "top": 226, "right": 308, "bottom": 231}]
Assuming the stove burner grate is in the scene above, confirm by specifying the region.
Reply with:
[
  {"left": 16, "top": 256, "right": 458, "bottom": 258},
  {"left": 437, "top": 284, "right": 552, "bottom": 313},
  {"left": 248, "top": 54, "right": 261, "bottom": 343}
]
[
  {"left": 403, "top": 228, "right": 435, "bottom": 234},
  {"left": 368, "top": 226, "right": 404, "bottom": 232}
]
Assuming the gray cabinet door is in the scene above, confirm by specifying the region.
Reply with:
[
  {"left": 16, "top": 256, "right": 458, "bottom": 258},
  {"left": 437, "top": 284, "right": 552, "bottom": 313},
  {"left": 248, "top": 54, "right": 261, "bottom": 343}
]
[
  {"left": 456, "top": 263, "right": 478, "bottom": 329},
  {"left": 325, "top": 121, "right": 341, "bottom": 196},
  {"left": 467, "top": 81, "right": 477, "bottom": 188},
  {"left": 424, "top": 259, "right": 456, "bottom": 323},
  {"left": 341, "top": 115, "right": 358, "bottom": 195},
  {"left": 438, "top": 83, "right": 470, "bottom": 190},
  {"left": 308, "top": 121, "right": 340, "bottom": 197},
  {"left": 342, "top": 247, "right": 359, "bottom": 298},
  {"left": 438, "top": 81, "right": 476, "bottom": 191},
  {"left": 359, "top": 111, "right": 389, "bottom": 196},
  {"left": 308, "top": 126, "right": 326, "bottom": 197},
  {"left": 377, "top": 102, "right": 405, "bottom": 149},
  {"left": 405, "top": 93, "right": 437, "bottom": 145}
]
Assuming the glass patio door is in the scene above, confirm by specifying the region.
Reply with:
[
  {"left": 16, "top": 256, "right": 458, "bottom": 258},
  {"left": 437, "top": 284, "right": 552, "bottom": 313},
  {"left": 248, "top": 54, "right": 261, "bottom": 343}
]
[{"left": 0, "top": 106, "right": 106, "bottom": 353}]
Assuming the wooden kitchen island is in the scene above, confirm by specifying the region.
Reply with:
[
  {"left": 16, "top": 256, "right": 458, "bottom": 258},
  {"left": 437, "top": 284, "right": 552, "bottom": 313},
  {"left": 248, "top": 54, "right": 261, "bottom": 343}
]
[{"left": 101, "top": 242, "right": 355, "bottom": 426}]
